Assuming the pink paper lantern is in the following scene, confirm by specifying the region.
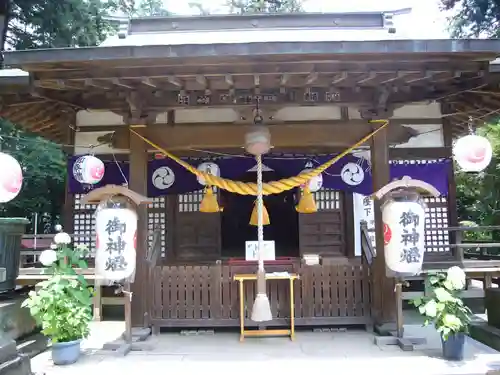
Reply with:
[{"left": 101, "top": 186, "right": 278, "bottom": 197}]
[
  {"left": 0, "top": 152, "right": 23, "bottom": 203},
  {"left": 72, "top": 155, "right": 105, "bottom": 185},
  {"left": 453, "top": 134, "right": 493, "bottom": 173}
]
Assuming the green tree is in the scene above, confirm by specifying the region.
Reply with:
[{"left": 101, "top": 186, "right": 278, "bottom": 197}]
[
  {"left": 226, "top": 0, "right": 303, "bottom": 14},
  {"left": 440, "top": 0, "right": 500, "bottom": 37},
  {"left": 8, "top": 0, "right": 116, "bottom": 49},
  {"left": 109, "top": 0, "right": 171, "bottom": 17},
  {"left": 0, "top": 121, "right": 66, "bottom": 232}
]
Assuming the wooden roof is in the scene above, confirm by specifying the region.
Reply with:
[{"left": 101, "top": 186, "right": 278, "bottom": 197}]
[{"left": 1, "top": 13, "right": 500, "bottom": 142}]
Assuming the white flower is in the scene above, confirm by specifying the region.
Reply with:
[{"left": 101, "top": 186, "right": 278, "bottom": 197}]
[
  {"left": 54, "top": 224, "right": 62, "bottom": 232},
  {"left": 446, "top": 266, "right": 466, "bottom": 290},
  {"left": 50, "top": 243, "right": 57, "bottom": 250},
  {"left": 54, "top": 232, "right": 71, "bottom": 245},
  {"left": 39, "top": 249, "right": 57, "bottom": 266}
]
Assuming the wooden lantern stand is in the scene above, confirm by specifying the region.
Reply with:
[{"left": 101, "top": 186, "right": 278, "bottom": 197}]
[
  {"left": 372, "top": 177, "right": 440, "bottom": 351},
  {"left": 82, "top": 184, "right": 154, "bottom": 356}
]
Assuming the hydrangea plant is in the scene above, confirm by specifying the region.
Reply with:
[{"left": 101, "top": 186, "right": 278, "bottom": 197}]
[
  {"left": 21, "top": 226, "right": 93, "bottom": 343},
  {"left": 411, "top": 266, "right": 472, "bottom": 340}
]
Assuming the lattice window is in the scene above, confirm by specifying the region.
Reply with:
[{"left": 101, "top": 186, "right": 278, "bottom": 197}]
[
  {"left": 178, "top": 190, "right": 203, "bottom": 212},
  {"left": 313, "top": 188, "right": 342, "bottom": 211},
  {"left": 148, "top": 197, "right": 166, "bottom": 257},
  {"left": 73, "top": 193, "right": 97, "bottom": 255},
  {"left": 424, "top": 196, "right": 449, "bottom": 252}
]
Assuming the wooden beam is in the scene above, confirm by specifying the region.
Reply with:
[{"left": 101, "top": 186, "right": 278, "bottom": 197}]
[
  {"left": 37, "top": 86, "right": 476, "bottom": 110},
  {"left": 166, "top": 76, "right": 183, "bottom": 88},
  {"left": 111, "top": 78, "right": 134, "bottom": 89},
  {"left": 113, "top": 122, "right": 420, "bottom": 150},
  {"left": 389, "top": 147, "right": 451, "bottom": 160},
  {"left": 77, "top": 118, "right": 444, "bottom": 133},
  {"left": 141, "top": 78, "right": 157, "bottom": 88},
  {"left": 305, "top": 72, "right": 319, "bottom": 85}
]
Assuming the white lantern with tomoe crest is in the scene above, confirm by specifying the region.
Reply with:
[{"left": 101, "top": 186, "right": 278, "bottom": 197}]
[
  {"left": 374, "top": 177, "right": 441, "bottom": 276},
  {"left": 95, "top": 195, "right": 137, "bottom": 282},
  {"left": 73, "top": 155, "right": 105, "bottom": 185},
  {"left": 300, "top": 168, "right": 323, "bottom": 193}
]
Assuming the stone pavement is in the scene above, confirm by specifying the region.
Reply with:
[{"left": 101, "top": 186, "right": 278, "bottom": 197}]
[{"left": 29, "top": 321, "right": 500, "bottom": 375}]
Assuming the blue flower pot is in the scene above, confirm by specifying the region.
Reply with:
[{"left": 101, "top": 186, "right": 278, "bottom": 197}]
[
  {"left": 51, "top": 339, "right": 82, "bottom": 365},
  {"left": 441, "top": 333, "right": 465, "bottom": 361}
]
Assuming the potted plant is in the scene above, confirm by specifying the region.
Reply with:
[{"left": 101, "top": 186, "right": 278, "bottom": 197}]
[
  {"left": 21, "top": 226, "right": 93, "bottom": 365},
  {"left": 411, "top": 266, "right": 472, "bottom": 361}
]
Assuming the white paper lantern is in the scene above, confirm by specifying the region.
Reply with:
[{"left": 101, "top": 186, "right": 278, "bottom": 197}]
[
  {"left": 95, "top": 197, "right": 137, "bottom": 282},
  {"left": 0, "top": 152, "right": 23, "bottom": 203},
  {"left": 300, "top": 168, "right": 323, "bottom": 192},
  {"left": 73, "top": 155, "right": 105, "bottom": 185},
  {"left": 453, "top": 134, "right": 492, "bottom": 172},
  {"left": 197, "top": 162, "right": 220, "bottom": 186},
  {"left": 382, "top": 199, "right": 426, "bottom": 275}
]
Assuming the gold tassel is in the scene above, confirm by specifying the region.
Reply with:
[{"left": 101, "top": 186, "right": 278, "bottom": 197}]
[
  {"left": 200, "top": 186, "right": 222, "bottom": 213},
  {"left": 296, "top": 185, "right": 317, "bottom": 213},
  {"left": 249, "top": 200, "right": 270, "bottom": 226}
]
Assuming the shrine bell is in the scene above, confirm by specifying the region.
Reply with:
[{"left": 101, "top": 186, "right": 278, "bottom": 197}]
[{"left": 373, "top": 176, "right": 441, "bottom": 276}]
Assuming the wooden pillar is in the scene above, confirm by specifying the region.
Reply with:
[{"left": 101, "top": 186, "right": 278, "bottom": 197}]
[
  {"left": 441, "top": 105, "right": 459, "bottom": 245},
  {"left": 370, "top": 123, "right": 395, "bottom": 324},
  {"left": 62, "top": 122, "right": 76, "bottom": 234},
  {"left": 128, "top": 128, "right": 149, "bottom": 327},
  {"left": 343, "top": 191, "right": 355, "bottom": 258}
]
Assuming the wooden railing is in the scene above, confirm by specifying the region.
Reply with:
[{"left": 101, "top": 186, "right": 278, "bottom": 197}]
[
  {"left": 151, "top": 263, "right": 372, "bottom": 329},
  {"left": 20, "top": 233, "right": 95, "bottom": 267}
]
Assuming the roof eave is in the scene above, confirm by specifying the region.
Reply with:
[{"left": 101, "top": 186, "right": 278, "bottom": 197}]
[{"left": 5, "top": 39, "right": 500, "bottom": 69}]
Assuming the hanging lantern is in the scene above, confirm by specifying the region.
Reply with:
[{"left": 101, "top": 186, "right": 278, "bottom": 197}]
[
  {"left": 196, "top": 162, "right": 220, "bottom": 186},
  {"left": 0, "top": 152, "right": 23, "bottom": 203},
  {"left": 197, "top": 162, "right": 222, "bottom": 212},
  {"left": 374, "top": 176, "right": 440, "bottom": 276},
  {"left": 245, "top": 126, "right": 271, "bottom": 156},
  {"left": 73, "top": 155, "right": 105, "bottom": 185},
  {"left": 453, "top": 134, "right": 492, "bottom": 172},
  {"left": 300, "top": 168, "right": 323, "bottom": 193},
  {"left": 94, "top": 195, "right": 137, "bottom": 282}
]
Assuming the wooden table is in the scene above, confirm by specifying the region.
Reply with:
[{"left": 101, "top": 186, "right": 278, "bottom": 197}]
[{"left": 233, "top": 273, "right": 299, "bottom": 341}]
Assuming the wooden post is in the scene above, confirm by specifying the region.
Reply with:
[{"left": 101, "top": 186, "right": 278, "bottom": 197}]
[
  {"left": 369, "top": 123, "right": 395, "bottom": 325},
  {"left": 442, "top": 104, "right": 459, "bottom": 248},
  {"left": 62, "top": 123, "right": 76, "bottom": 235},
  {"left": 129, "top": 128, "right": 149, "bottom": 328}
]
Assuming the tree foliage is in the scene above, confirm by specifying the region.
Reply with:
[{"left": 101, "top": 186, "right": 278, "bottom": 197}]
[
  {"left": 441, "top": 0, "right": 500, "bottom": 37},
  {"left": 110, "top": 0, "right": 171, "bottom": 17},
  {"left": 226, "top": 0, "right": 303, "bottom": 14},
  {"left": 0, "top": 121, "right": 66, "bottom": 232},
  {"left": 8, "top": 0, "right": 116, "bottom": 50}
]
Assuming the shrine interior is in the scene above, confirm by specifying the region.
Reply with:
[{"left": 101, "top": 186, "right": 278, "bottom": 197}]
[{"left": 220, "top": 170, "right": 300, "bottom": 259}]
